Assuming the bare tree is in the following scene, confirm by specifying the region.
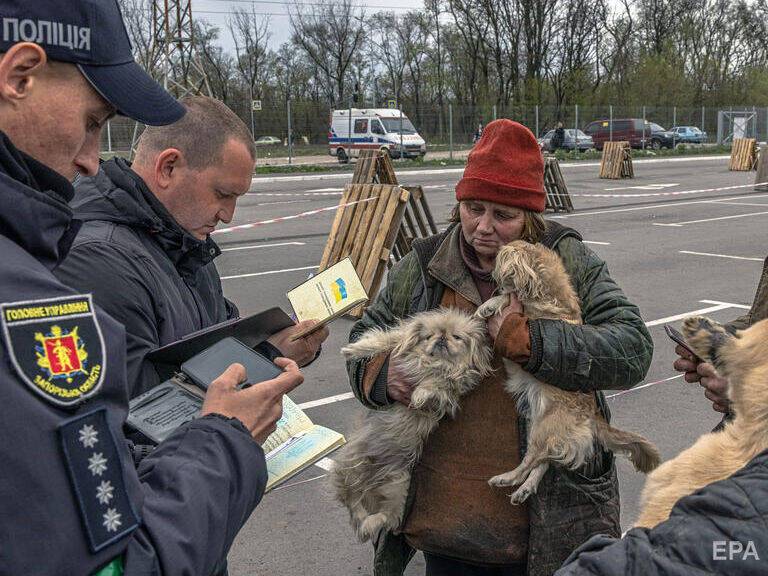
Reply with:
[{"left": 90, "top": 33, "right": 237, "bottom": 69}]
[
  {"left": 229, "top": 8, "right": 272, "bottom": 100},
  {"left": 289, "top": 0, "right": 366, "bottom": 104},
  {"left": 368, "top": 12, "right": 409, "bottom": 104},
  {"left": 119, "top": 0, "right": 163, "bottom": 78},
  {"left": 194, "top": 21, "right": 237, "bottom": 103}
]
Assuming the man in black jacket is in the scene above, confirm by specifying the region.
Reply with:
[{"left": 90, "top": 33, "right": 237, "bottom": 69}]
[
  {"left": 0, "top": 1, "right": 303, "bottom": 575},
  {"left": 555, "top": 449, "right": 768, "bottom": 575},
  {"left": 56, "top": 95, "right": 328, "bottom": 397}
]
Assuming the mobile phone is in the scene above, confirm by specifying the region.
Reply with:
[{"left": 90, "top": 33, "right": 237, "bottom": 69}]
[{"left": 664, "top": 325, "right": 698, "bottom": 358}]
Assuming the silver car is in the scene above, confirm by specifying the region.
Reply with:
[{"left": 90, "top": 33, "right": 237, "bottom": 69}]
[{"left": 538, "top": 129, "right": 594, "bottom": 152}]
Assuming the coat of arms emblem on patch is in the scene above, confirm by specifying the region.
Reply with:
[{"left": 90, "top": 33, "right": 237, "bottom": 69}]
[{"left": 1, "top": 294, "right": 106, "bottom": 407}]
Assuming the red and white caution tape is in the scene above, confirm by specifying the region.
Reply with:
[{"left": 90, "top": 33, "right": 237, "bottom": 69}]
[
  {"left": 212, "top": 196, "right": 378, "bottom": 235},
  {"left": 571, "top": 182, "right": 768, "bottom": 198}
]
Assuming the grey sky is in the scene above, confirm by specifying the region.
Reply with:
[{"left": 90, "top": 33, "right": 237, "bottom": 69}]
[{"left": 194, "top": 0, "right": 419, "bottom": 52}]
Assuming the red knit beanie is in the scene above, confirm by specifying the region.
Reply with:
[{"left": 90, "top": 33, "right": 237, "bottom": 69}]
[{"left": 456, "top": 119, "right": 545, "bottom": 212}]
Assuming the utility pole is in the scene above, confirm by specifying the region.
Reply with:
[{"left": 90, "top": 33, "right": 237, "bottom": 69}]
[{"left": 151, "top": 0, "right": 212, "bottom": 98}]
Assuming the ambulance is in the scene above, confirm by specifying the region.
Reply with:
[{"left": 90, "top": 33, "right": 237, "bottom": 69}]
[{"left": 328, "top": 108, "right": 427, "bottom": 162}]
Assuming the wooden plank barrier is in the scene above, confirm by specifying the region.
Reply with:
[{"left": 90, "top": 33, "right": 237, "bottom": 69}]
[
  {"left": 352, "top": 149, "right": 399, "bottom": 185},
  {"left": 318, "top": 183, "right": 410, "bottom": 317},
  {"left": 350, "top": 149, "right": 438, "bottom": 263},
  {"left": 392, "top": 185, "right": 439, "bottom": 261},
  {"left": 599, "top": 141, "right": 633, "bottom": 179},
  {"left": 543, "top": 156, "right": 574, "bottom": 212},
  {"left": 730, "top": 138, "right": 758, "bottom": 171}
]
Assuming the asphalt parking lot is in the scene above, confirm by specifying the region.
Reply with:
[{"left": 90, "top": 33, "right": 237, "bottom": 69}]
[{"left": 219, "top": 155, "right": 765, "bottom": 575}]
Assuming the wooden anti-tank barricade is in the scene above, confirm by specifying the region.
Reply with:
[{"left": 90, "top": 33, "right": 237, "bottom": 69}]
[
  {"left": 318, "top": 183, "right": 410, "bottom": 317},
  {"left": 599, "top": 141, "right": 633, "bottom": 179},
  {"left": 543, "top": 156, "right": 574, "bottom": 212},
  {"left": 392, "top": 185, "right": 439, "bottom": 260},
  {"left": 731, "top": 138, "right": 758, "bottom": 171},
  {"left": 352, "top": 149, "right": 438, "bottom": 262}
]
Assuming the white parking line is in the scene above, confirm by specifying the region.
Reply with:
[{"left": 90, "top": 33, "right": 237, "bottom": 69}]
[
  {"left": 314, "top": 458, "right": 336, "bottom": 471},
  {"left": 250, "top": 155, "right": 732, "bottom": 184},
  {"left": 298, "top": 392, "right": 355, "bottom": 410},
  {"left": 653, "top": 210, "right": 768, "bottom": 227},
  {"left": 604, "top": 183, "right": 678, "bottom": 191},
  {"left": 704, "top": 201, "right": 768, "bottom": 207},
  {"left": 698, "top": 299, "right": 750, "bottom": 309},
  {"left": 605, "top": 374, "right": 684, "bottom": 400},
  {"left": 556, "top": 193, "right": 768, "bottom": 219},
  {"left": 644, "top": 302, "right": 737, "bottom": 327},
  {"left": 583, "top": 240, "right": 611, "bottom": 245},
  {"left": 221, "top": 242, "right": 306, "bottom": 252},
  {"left": 679, "top": 250, "right": 763, "bottom": 262},
  {"left": 220, "top": 265, "right": 316, "bottom": 280}
]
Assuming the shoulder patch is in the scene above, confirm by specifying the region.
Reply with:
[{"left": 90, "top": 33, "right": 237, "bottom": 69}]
[
  {"left": 1, "top": 294, "right": 106, "bottom": 407},
  {"left": 59, "top": 408, "right": 140, "bottom": 552}
]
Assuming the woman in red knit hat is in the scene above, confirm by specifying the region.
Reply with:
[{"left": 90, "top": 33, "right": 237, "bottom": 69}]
[{"left": 345, "top": 119, "right": 653, "bottom": 576}]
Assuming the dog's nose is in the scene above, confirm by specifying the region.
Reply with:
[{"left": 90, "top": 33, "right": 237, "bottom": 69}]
[{"left": 431, "top": 336, "right": 449, "bottom": 354}]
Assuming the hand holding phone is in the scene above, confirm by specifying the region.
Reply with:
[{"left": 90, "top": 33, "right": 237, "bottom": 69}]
[{"left": 665, "top": 325, "right": 698, "bottom": 360}]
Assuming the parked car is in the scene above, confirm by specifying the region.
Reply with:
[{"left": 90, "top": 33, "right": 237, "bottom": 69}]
[
  {"left": 583, "top": 118, "right": 654, "bottom": 150},
  {"left": 669, "top": 126, "right": 707, "bottom": 144},
  {"left": 646, "top": 124, "right": 708, "bottom": 149},
  {"left": 647, "top": 123, "right": 675, "bottom": 149},
  {"left": 255, "top": 136, "right": 281, "bottom": 146},
  {"left": 538, "top": 128, "right": 594, "bottom": 152}
]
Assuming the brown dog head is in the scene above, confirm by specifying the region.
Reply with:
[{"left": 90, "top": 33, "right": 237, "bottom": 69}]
[{"left": 492, "top": 240, "right": 581, "bottom": 322}]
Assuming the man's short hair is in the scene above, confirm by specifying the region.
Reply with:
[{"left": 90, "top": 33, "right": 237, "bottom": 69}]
[{"left": 136, "top": 95, "right": 256, "bottom": 168}]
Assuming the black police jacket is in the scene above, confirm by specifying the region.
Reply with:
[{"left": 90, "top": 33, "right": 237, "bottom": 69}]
[
  {"left": 0, "top": 132, "right": 267, "bottom": 575},
  {"left": 55, "top": 158, "right": 239, "bottom": 397}
]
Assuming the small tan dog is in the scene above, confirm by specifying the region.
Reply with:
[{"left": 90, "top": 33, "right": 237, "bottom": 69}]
[
  {"left": 476, "top": 240, "right": 660, "bottom": 504},
  {"left": 636, "top": 315, "right": 768, "bottom": 528},
  {"left": 334, "top": 309, "right": 493, "bottom": 541}
]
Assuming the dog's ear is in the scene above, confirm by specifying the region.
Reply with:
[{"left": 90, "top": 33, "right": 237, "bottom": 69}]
[
  {"left": 460, "top": 318, "right": 493, "bottom": 378},
  {"left": 342, "top": 326, "right": 405, "bottom": 359},
  {"left": 493, "top": 242, "right": 545, "bottom": 302},
  {"left": 391, "top": 320, "right": 424, "bottom": 358},
  {"left": 681, "top": 316, "right": 737, "bottom": 367}
]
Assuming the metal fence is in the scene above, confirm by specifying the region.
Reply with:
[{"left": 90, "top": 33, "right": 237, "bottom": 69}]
[{"left": 101, "top": 103, "right": 768, "bottom": 158}]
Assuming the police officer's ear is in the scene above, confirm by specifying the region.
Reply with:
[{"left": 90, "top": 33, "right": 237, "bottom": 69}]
[
  {"left": 153, "top": 147, "right": 186, "bottom": 189},
  {"left": 0, "top": 43, "right": 47, "bottom": 106}
]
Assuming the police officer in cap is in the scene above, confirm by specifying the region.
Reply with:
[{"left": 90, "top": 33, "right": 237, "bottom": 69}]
[{"left": 0, "top": 1, "right": 303, "bottom": 575}]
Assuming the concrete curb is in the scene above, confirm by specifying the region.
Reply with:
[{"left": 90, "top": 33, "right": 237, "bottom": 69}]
[{"left": 251, "top": 154, "right": 732, "bottom": 185}]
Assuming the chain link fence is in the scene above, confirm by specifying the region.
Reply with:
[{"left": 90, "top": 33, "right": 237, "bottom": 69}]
[{"left": 101, "top": 102, "right": 768, "bottom": 159}]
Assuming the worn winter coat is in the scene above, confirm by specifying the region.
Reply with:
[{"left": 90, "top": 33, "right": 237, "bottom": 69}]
[
  {"left": 555, "top": 448, "right": 768, "bottom": 576},
  {"left": 346, "top": 222, "right": 654, "bottom": 576},
  {"left": 55, "top": 158, "right": 238, "bottom": 397}
]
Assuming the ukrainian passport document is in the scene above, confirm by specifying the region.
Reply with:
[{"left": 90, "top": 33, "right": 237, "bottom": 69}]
[{"left": 286, "top": 258, "right": 368, "bottom": 339}]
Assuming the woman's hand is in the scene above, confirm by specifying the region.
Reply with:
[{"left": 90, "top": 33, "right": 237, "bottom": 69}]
[{"left": 486, "top": 294, "right": 524, "bottom": 341}]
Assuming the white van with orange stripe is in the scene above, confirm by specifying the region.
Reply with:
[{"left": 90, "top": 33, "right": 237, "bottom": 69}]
[{"left": 328, "top": 108, "right": 427, "bottom": 163}]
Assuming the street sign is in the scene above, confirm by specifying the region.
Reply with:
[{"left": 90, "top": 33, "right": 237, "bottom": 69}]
[
  {"left": 387, "top": 99, "right": 397, "bottom": 109},
  {"left": 251, "top": 100, "right": 262, "bottom": 111}
]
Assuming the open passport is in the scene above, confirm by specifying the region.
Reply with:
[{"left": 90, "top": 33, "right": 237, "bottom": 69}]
[
  {"left": 287, "top": 257, "right": 368, "bottom": 340},
  {"left": 127, "top": 315, "right": 345, "bottom": 492}
]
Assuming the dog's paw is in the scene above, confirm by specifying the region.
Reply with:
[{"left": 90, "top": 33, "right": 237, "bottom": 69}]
[
  {"left": 358, "top": 513, "right": 389, "bottom": 542},
  {"left": 510, "top": 486, "right": 533, "bottom": 505},
  {"left": 475, "top": 296, "right": 507, "bottom": 320},
  {"left": 409, "top": 387, "right": 432, "bottom": 410},
  {"left": 488, "top": 470, "right": 525, "bottom": 488},
  {"left": 681, "top": 316, "right": 733, "bottom": 363}
]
